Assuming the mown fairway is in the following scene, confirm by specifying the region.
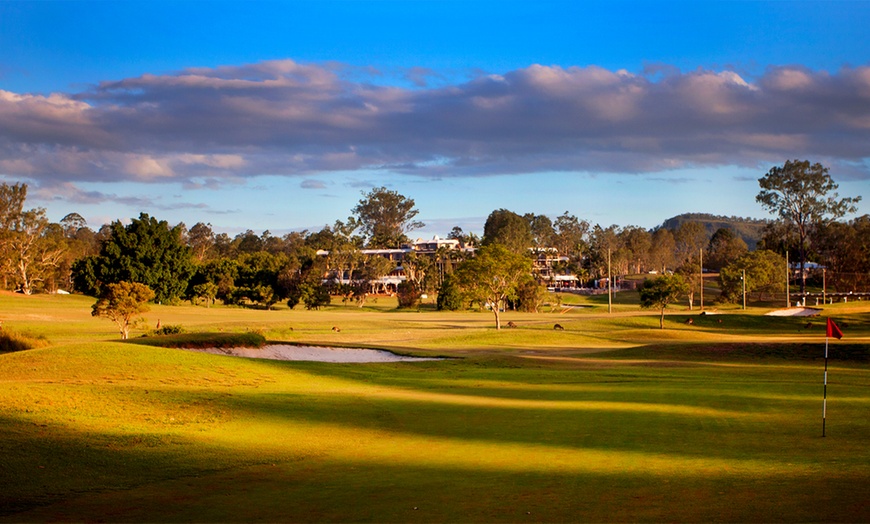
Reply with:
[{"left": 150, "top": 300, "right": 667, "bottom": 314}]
[{"left": 1, "top": 292, "right": 869, "bottom": 522}]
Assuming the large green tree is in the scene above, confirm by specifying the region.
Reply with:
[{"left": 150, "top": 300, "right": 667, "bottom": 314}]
[
  {"left": 756, "top": 160, "right": 861, "bottom": 293},
  {"left": 719, "top": 250, "right": 786, "bottom": 303},
  {"left": 351, "top": 187, "right": 423, "bottom": 248},
  {"left": 231, "top": 251, "right": 288, "bottom": 309},
  {"left": 483, "top": 209, "right": 533, "bottom": 255},
  {"left": 453, "top": 244, "right": 532, "bottom": 329},
  {"left": 188, "top": 258, "right": 239, "bottom": 305},
  {"left": 72, "top": 213, "right": 194, "bottom": 302}
]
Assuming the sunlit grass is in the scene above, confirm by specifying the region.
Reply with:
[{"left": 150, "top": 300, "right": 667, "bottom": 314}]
[{"left": 1, "top": 293, "right": 869, "bottom": 522}]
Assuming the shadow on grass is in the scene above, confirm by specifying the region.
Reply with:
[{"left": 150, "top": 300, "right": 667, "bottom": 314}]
[
  {"left": 8, "top": 457, "right": 870, "bottom": 523},
  {"left": 141, "top": 355, "right": 870, "bottom": 466},
  {"left": 5, "top": 398, "right": 870, "bottom": 523},
  {"left": 5, "top": 354, "right": 870, "bottom": 523},
  {"left": 0, "top": 413, "right": 259, "bottom": 518},
  {"left": 607, "top": 342, "right": 870, "bottom": 363}
]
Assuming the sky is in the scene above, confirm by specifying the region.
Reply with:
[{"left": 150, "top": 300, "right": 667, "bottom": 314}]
[{"left": 1, "top": 0, "right": 868, "bottom": 238}]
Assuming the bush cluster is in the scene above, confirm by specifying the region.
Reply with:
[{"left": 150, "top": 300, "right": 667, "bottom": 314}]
[{"left": 154, "top": 325, "right": 185, "bottom": 336}]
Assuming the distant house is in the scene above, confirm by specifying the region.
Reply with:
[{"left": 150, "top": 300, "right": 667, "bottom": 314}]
[
  {"left": 411, "top": 235, "right": 462, "bottom": 253},
  {"left": 317, "top": 236, "right": 472, "bottom": 294},
  {"left": 551, "top": 274, "right": 579, "bottom": 290}
]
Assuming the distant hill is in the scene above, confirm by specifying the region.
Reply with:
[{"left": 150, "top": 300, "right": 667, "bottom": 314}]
[{"left": 658, "top": 213, "right": 769, "bottom": 250}]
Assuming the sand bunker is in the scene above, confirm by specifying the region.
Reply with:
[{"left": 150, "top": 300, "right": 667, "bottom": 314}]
[
  {"left": 765, "top": 307, "right": 822, "bottom": 317},
  {"left": 182, "top": 344, "right": 442, "bottom": 363}
]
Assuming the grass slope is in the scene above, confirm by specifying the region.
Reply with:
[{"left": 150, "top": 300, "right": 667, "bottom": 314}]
[{"left": 1, "top": 292, "right": 869, "bottom": 522}]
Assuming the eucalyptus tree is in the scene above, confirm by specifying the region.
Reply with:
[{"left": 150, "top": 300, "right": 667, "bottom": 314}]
[
  {"left": 757, "top": 160, "right": 861, "bottom": 293},
  {"left": 60, "top": 212, "right": 87, "bottom": 238},
  {"left": 186, "top": 222, "right": 216, "bottom": 261},
  {"left": 400, "top": 251, "right": 433, "bottom": 293},
  {"left": 620, "top": 226, "right": 652, "bottom": 274},
  {"left": 588, "top": 224, "right": 622, "bottom": 279},
  {"left": 6, "top": 208, "right": 63, "bottom": 294},
  {"left": 0, "top": 182, "right": 67, "bottom": 294},
  {"left": 648, "top": 228, "right": 676, "bottom": 274},
  {"left": 352, "top": 187, "right": 423, "bottom": 248},
  {"left": 673, "top": 221, "right": 707, "bottom": 268},
  {"left": 453, "top": 244, "right": 532, "bottom": 329},
  {"left": 673, "top": 221, "right": 708, "bottom": 309},
  {"left": 554, "top": 212, "right": 589, "bottom": 260}
]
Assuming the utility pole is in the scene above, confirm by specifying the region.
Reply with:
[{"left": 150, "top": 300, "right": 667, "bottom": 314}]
[
  {"left": 823, "top": 268, "right": 827, "bottom": 305},
  {"left": 786, "top": 251, "right": 790, "bottom": 308},
  {"left": 699, "top": 248, "right": 704, "bottom": 311},
  {"left": 607, "top": 248, "right": 612, "bottom": 314}
]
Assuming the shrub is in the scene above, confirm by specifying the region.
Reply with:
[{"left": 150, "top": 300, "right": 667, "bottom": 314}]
[
  {"left": 154, "top": 325, "right": 185, "bottom": 336},
  {"left": 515, "top": 278, "right": 547, "bottom": 313},
  {"left": 437, "top": 274, "right": 465, "bottom": 311},
  {"left": 127, "top": 332, "right": 266, "bottom": 350},
  {"left": 397, "top": 281, "right": 421, "bottom": 309},
  {"left": 302, "top": 285, "right": 331, "bottom": 310}
]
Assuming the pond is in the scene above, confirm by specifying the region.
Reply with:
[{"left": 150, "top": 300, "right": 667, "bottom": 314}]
[{"left": 181, "top": 344, "right": 443, "bottom": 363}]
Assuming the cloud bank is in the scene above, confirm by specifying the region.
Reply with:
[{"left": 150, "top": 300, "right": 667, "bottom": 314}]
[{"left": 1, "top": 60, "right": 869, "bottom": 190}]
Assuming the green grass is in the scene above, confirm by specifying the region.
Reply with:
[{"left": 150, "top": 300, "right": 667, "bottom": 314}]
[{"left": 1, "top": 292, "right": 869, "bottom": 522}]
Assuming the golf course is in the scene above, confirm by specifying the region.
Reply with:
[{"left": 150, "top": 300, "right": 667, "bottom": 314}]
[{"left": 1, "top": 291, "right": 869, "bottom": 522}]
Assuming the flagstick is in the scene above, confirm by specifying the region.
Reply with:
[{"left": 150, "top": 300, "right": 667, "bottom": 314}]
[{"left": 823, "top": 335, "right": 828, "bottom": 437}]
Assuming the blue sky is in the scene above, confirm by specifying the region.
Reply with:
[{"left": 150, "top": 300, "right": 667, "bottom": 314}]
[{"left": 1, "top": 1, "right": 868, "bottom": 237}]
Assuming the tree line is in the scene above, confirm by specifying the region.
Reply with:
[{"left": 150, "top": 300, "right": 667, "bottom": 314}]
[{"left": 0, "top": 161, "right": 864, "bottom": 326}]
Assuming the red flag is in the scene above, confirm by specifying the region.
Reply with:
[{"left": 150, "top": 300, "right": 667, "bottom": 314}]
[{"left": 826, "top": 318, "right": 844, "bottom": 339}]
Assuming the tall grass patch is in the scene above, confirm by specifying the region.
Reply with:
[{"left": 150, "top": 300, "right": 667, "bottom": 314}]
[{"left": 0, "top": 329, "right": 48, "bottom": 353}]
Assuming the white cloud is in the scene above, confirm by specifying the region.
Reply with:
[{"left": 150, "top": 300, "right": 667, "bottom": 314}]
[{"left": 0, "top": 60, "right": 868, "bottom": 188}]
